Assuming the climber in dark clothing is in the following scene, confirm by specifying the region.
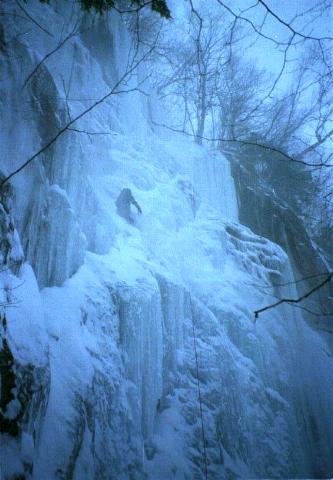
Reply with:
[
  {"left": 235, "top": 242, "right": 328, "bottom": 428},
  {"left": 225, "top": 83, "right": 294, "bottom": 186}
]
[{"left": 115, "top": 188, "right": 142, "bottom": 224}]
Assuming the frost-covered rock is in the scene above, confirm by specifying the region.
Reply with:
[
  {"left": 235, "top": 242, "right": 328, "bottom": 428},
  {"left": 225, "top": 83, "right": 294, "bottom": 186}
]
[
  {"left": 0, "top": 184, "right": 49, "bottom": 479},
  {"left": 0, "top": 180, "right": 23, "bottom": 273}
]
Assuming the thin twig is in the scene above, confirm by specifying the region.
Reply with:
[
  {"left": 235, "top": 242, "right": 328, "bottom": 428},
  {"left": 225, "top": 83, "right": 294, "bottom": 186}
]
[
  {"left": 0, "top": 43, "right": 157, "bottom": 189},
  {"left": 68, "top": 128, "right": 117, "bottom": 136},
  {"left": 257, "top": 0, "right": 333, "bottom": 42},
  {"left": 151, "top": 120, "right": 332, "bottom": 168},
  {"left": 22, "top": 24, "right": 79, "bottom": 89},
  {"left": 14, "top": 0, "right": 53, "bottom": 37},
  {"left": 254, "top": 272, "right": 333, "bottom": 318}
]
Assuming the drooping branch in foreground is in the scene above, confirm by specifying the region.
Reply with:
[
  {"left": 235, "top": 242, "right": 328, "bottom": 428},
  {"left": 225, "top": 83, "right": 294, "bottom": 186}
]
[
  {"left": 151, "top": 121, "right": 333, "bottom": 168},
  {"left": 0, "top": 43, "right": 156, "bottom": 189},
  {"left": 254, "top": 272, "right": 333, "bottom": 319}
]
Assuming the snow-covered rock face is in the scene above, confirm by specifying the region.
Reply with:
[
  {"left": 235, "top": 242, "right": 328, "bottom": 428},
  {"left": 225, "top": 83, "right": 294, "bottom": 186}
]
[{"left": 1, "top": 3, "right": 333, "bottom": 479}]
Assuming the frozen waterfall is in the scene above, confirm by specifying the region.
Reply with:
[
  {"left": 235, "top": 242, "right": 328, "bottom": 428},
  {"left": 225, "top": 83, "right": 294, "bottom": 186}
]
[{"left": 0, "top": 3, "right": 332, "bottom": 480}]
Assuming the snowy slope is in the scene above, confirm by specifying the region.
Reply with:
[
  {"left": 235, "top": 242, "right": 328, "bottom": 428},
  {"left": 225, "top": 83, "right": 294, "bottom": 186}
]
[{"left": 1, "top": 2, "right": 333, "bottom": 479}]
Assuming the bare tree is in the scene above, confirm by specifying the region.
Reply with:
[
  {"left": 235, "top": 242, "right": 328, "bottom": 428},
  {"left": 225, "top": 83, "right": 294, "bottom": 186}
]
[{"left": 151, "top": 6, "right": 237, "bottom": 144}]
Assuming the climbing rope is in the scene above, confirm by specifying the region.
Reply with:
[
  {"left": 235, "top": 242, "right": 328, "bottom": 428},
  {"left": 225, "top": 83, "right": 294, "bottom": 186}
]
[{"left": 190, "top": 303, "right": 209, "bottom": 480}]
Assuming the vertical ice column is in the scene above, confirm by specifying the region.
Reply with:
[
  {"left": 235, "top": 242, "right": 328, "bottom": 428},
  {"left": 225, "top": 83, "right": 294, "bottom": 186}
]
[
  {"left": 117, "top": 283, "right": 164, "bottom": 440},
  {"left": 156, "top": 276, "right": 188, "bottom": 392},
  {"left": 191, "top": 151, "right": 238, "bottom": 222},
  {"left": 23, "top": 183, "right": 86, "bottom": 288}
]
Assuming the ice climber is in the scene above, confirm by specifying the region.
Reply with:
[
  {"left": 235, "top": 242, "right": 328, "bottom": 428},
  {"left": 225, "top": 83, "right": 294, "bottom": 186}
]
[{"left": 115, "top": 188, "right": 142, "bottom": 224}]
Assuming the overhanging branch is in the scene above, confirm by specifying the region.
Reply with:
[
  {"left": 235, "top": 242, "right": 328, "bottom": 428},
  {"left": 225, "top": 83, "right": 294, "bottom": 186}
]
[
  {"left": 254, "top": 272, "right": 333, "bottom": 319},
  {"left": 151, "top": 120, "right": 333, "bottom": 168},
  {"left": 0, "top": 43, "right": 156, "bottom": 189}
]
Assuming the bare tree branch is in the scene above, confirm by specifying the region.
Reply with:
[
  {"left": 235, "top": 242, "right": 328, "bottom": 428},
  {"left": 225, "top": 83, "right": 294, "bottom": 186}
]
[
  {"left": 14, "top": 0, "right": 54, "bottom": 38},
  {"left": 247, "top": 272, "right": 333, "bottom": 289},
  {"left": 151, "top": 120, "right": 333, "bottom": 168},
  {"left": 0, "top": 42, "right": 157, "bottom": 189},
  {"left": 298, "top": 127, "right": 333, "bottom": 158},
  {"left": 254, "top": 272, "right": 333, "bottom": 318},
  {"left": 215, "top": 0, "right": 333, "bottom": 44},
  {"left": 22, "top": 22, "right": 80, "bottom": 89},
  {"left": 215, "top": 0, "right": 293, "bottom": 46},
  {"left": 257, "top": 0, "right": 333, "bottom": 42}
]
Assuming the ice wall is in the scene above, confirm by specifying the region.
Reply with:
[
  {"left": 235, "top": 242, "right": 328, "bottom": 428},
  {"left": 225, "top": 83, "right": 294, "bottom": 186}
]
[{"left": 1, "top": 2, "right": 332, "bottom": 479}]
